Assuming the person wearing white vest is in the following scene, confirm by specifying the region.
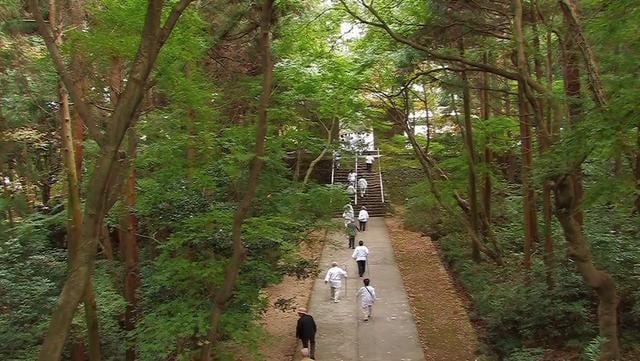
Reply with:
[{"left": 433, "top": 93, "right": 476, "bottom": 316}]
[
  {"left": 358, "top": 206, "right": 370, "bottom": 231},
  {"left": 324, "top": 262, "right": 348, "bottom": 303},
  {"left": 357, "top": 177, "right": 368, "bottom": 197},
  {"left": 356, "top": 278, "right": 377, "bottom": 321},
  {"left": 352, "top": 240, "right": 370, "bottom": 277},
  {"left": 365, "top": 155, "right": 375, "bottom": 172},
  {"left": 342, "top": 204, "right": 354, "bottom": 226},
  {"left": 348, "top": 170, "right": 356, "bottom": 186}
]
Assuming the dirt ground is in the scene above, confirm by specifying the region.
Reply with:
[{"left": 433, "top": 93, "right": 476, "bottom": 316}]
[
  {"left": 385, "top": 215, "right": 479, "bottom": 361},
  {"left": 258, "top": 230, "right": 326, "bottom": 361}
]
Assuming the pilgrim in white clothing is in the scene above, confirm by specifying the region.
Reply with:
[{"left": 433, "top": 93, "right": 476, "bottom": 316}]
[
  {"left": 348, "top": 171, "right": 357, "bottom": 186},
  {"left": 324, "top": 262, "right": 348, "bottom": 303},
  {"left": 365, "top": 155, "right": 375, "bottom": 171},
  {"left": 352, "top": 241, "right": 370, "bottom": 277},
  {"left": 357, "top": 177, "right": 368, "bottom": 197},
  {"left": 358, "top": 207, "right": 370, "bottom": 231},
  {"left": 356, "top": 278, "right": 377, "bottom": 321}
]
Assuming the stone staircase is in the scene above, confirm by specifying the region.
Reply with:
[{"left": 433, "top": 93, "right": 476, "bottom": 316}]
[{"left": 333, "top": 151, "right": 387, "bottom": 217}]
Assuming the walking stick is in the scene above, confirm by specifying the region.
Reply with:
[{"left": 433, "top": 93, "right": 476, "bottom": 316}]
[{"left": 344, "top": 264, "right": 348, "bottom": 299}]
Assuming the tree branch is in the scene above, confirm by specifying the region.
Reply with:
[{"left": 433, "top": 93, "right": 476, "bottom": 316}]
[
  {"left": 338, "top": 0, "right": 525, "bottom": 83},
  {"left": 161, "top": 0, "right": 197, "bottom": 43},
  {"left": 27, "top": 0, "right": 104, "bottom": 145}
]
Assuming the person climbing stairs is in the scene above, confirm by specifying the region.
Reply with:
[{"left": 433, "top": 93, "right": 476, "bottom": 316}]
[{"left": 333, "top": 150, "right": 386, "bottom": 217}]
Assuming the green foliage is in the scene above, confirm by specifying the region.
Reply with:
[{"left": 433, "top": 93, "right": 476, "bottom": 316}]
[
  {"left": 86, "top": 262, "right": 128, "bottom": 361},
  {"left": 0, "top": 213, "right": 66, "bottom": 360},
  {"left": 392, "top": 127, "right": 640, "bottom": 357},
  {"left": 504, "top": 347, "right": 546, "bottom": 361},
  {"left": 582, "top": 336, "right": 605, "bottom": 361},
  {"left": 3, "top": 0, "right": 639, "bottom": 359}
]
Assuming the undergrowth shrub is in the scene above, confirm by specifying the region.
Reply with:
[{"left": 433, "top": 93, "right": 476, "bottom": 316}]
[{"left": 400, "top": 184, "right": 640, "bottom": 357}]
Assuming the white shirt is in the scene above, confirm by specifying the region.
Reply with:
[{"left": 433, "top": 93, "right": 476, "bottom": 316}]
[
  {"left": 358, "top": 178, "right": 368, "bottom": 188},
  {"left": 356, "top": 285, "right": 376, "bottom": 307},
  {"left": 324, "top": 266, "right": 347, "bottom": 288},
  {"left": 348, "top": 173, "right": 356, "bottom": 182},
  {"left": 342, "top": 210, "right": 354, "bottom": 222},
  {"left": 352, "top": 245, "right": 369, "bottom": 261},
  {"left": 346, "top": 185, "right": 356, "bottom": 195},
  {"left": 365, "top": 155, "right": 374, "bottom": 164},
  {"left": 358, "top": 209, "right": 369, "bottom": 222}
]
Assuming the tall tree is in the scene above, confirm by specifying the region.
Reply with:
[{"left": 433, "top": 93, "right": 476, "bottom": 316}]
[
  {"left": 47, "top": 0, "right": 101, "bottom": 358},
  {"left": 28, "top": 1, "right": 196, "bottom": 359},
  {"left": 459, "top": 38, "right": 481, "bottom": 262},
  {"left": 200, "top": 1, "right": 274, "bottom": 359},
  {"left": 512, "top": 0, "right": 539, "bottom": 271}
]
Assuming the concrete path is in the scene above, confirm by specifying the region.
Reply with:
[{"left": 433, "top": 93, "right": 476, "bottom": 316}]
[{"left": 308, "top": 217, "right": 426, "bottom": 361}]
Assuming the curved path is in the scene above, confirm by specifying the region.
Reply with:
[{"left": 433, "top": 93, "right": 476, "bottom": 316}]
[{"left": 307, "top": 217, "right": 425, "bottom": 360}]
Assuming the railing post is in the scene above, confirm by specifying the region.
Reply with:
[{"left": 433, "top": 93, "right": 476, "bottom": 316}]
[
  {"left": 378, "top": 148, "right": 385, "bottom": 204},
  {"left": 331, "top": 153, "right": 335, "bottom": 185},
  {"left": 354, "top": 152, "right": 358, "bottom": 206}
]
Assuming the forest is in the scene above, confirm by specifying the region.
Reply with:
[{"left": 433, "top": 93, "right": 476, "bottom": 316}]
[{"left": 1, "top": 0, "right": 639, "bottom": 360}]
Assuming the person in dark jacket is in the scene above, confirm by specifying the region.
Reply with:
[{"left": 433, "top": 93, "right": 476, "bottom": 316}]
[
  {"left": 296, "top": 307, "right": 317, "bottom": 359},
  {"left": 346, "top": 221, "right": 359, "bottom": 249}
]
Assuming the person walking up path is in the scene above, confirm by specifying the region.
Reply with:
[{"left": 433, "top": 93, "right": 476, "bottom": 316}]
[
  {"left": 358, "top": 206, "right": 369, "bottom": 231},
  {"left": 355, "top": 278, "right": 376, "bottom": 321},
  {"left": 348, "top": 170, "right": 357, "bottom": 187},
  {"left": 324, "top": 262, "right": 348, "bottom": 303},
  {"left": 352, "top": 240, "right": 369, "bottom": 277},
  {"left": 296, "top": 308, "right": 317, "bottom": 359},
  {"left": 346, "top": 221, "right": 359, "bottom": 249},
  {"left": 365, "top": 155, "right": 375, "bottom": 172},
  {"left": 307, "top": 218, "right": 426, "bottom": 361},
  {"left": 346, "top": 184, "right": 356, "bottom": 201},
  {"left": 342, "top": 204, "right": 354, "bottom": 227},
  {"left": 358, "top": 177, "right": 368, "bottom": 197}
]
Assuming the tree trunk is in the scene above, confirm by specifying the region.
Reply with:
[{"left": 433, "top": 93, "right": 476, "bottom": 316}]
[
  {"left": 459, "top": 38, "right": 481, "bottom": 263},
  {"left": 120, "top": 129, "right": 139, "bottom": 361},
  {"left": 70, "top": 0, "right": 86, "bottom": 177},
  {"left": 542, "top": 31, "right": 555, "bottom": 287},
  {"left": 70, "top": 340, "right": 87, "bottom": 361},
  {"left": 562, "top": 21, "right": 584, "bottom": 226},
  {"left": 294, "top": 148, "right": 302, "bottom": 181},
  {"left": 31, "top": 1, "right": 196, "bottom": 358},
  {"left": 480, "top": 55, "right": 492, "bottom": 229},
  {"left": 109, "top": 53, "right": 139, "bottom": 361},
  {"left": 83, "top": 282, "right": 100, "bottom": 361},
  {"left": 558, "top": 0, "right": 607, "bottom": 107},
  {"left": 199, "top": 1, "right": 274, "bottom": 359},
  {"left": 518, "top": 84, "right": 538, "bottom": 271},
  {"left": 54, "top": 76, "right": 102, "bottom": 361},
  {"left": 554, "top": 176, "right": 620, "bottom": 360},
  {"left": 513, "top": 0, "right": 539, "bottom": 271},
  {"left": 50, "top": 0, "right": 101, "bottom": 357},
  {"left": 531, "top": 10, "right": 555, "bottom": 286},
  {"left": 635, "top": 126, "right": 640, "bottom": 214}
]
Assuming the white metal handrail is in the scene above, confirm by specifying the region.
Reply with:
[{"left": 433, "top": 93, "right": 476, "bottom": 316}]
[
  {"left": 354, "top": 152, "right": 358, "bottom": 205},
  {"left": 377, "top": 148, "right": 385, "bottom": 203}
]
